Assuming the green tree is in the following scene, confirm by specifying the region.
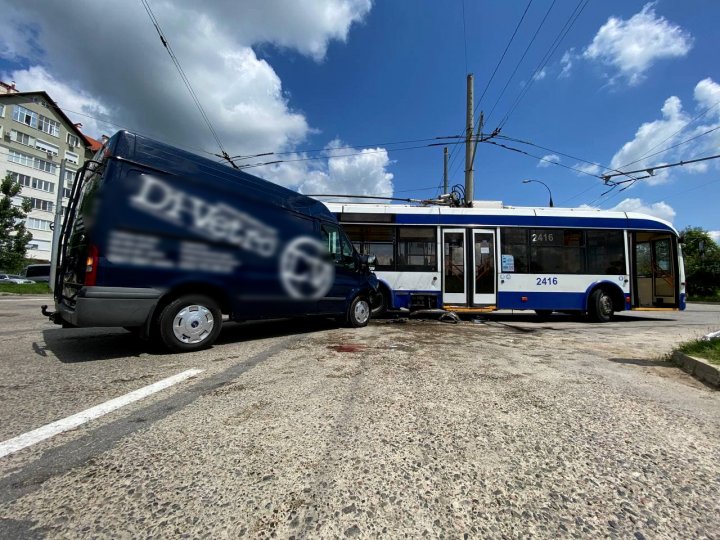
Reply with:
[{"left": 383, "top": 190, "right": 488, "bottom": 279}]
[
  {"left": 0, "top": 173, "right": 33, "bottom": 273},
  {"left": 680, "top": 226, "right": 720, "bottom": 297}
]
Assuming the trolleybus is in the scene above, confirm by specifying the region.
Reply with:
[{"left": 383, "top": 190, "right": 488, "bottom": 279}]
[{"left": 324, "top": 201, "right": 686, "bottom": 321}]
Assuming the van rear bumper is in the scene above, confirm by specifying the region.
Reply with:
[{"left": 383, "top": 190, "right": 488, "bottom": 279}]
[{"left": 58, "top": 287, "right": 163, "bottom": 327}]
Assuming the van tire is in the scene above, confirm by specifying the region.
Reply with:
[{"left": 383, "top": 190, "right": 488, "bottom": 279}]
[
  {"left": 588, "top": 289, "right": 613, "bottom": 323},
  {"left": 347, "top": 296, "right": 371, "bottom": 328},
  {"left": 157, "top": 294, "right": 222, "bottom": 352}
]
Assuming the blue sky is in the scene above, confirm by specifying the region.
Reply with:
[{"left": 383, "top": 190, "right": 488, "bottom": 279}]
[{"left": 1, "top": 1, "right": 718, "bottom": 237}]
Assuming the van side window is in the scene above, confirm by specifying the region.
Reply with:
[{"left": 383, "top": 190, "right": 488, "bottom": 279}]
[{"left": 322, "top": 224, "right": 355, "bottom": 269}]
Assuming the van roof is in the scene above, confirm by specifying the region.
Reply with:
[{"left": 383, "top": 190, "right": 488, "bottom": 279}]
[{"left": 107, "top": 131, "right": 335, "bottom": 222}]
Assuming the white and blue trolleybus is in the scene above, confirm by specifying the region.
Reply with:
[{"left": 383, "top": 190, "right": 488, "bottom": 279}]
[{"left": 324, "top": 201, "right": 686, "bottom": 321}]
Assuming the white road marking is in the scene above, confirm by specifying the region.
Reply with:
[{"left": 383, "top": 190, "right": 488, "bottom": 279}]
[{"left": 0, "top": 368, "right": 204, "bottom": 459}]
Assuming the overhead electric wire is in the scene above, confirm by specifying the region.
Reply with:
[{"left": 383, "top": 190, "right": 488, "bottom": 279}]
[
  {"left": 618, "top": 100, "right": 720, "bottom": 169},
  {"left": 139, "top": 0, "right": 235, "bottom": 167},
  {"left": 496, "top": 0, "right": 589, "bottom": 130},
  {"left": 484, "top": 140, "right": 605, "bottom": 178},
  {"left": 496, "top": 134, "right": 642, "bottom": 183},
  {"left": 484, "top": 0, "right": 556, "bottom": 125},
  {"left": 442, "top": 0, "right": 534, "bottom": 195}
]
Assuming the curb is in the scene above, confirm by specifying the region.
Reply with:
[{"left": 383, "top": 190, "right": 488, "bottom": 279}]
[{"left": 672, "top": 351, "right": 720, "bottom": 388}]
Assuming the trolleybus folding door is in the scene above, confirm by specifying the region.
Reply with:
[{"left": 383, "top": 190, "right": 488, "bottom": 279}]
[{"left": 471, "top": 229, "right": 496, "bottom": 305}]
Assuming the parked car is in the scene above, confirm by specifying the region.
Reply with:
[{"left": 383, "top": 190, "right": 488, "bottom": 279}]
[
  {"left": 0, "top": 274, "right": 36, "bottom": 284},
  {"left": 23, "top": 264, "right": 51, "bottom": 283}
]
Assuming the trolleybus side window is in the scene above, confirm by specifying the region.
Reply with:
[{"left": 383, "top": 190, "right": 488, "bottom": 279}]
[
  {"left": 397, "top": 227, "right": 436, "bottom": 271},
  {"left": 500, "top": 228, "right": 529, "bottom": 273},
  {"left": 586, "top": 230, "right": 626, "bottom": 274},
  {"left": 529, "top": 229, "right": 585, "bottom": 274}
]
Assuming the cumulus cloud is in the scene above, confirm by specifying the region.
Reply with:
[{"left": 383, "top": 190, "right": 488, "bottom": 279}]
[
  {"left": 606, "top": 198, "right": 676, "bottom": 223},
  {"left": 537, "top": 154, "right": 560, "bottom": 167},
  {"left": 709, "top": 231, "right": 720, "bottom": 244},
  {"left": 274, "top": 140, "right": 394, "bottom": 201},
  {"left": 583, "top": 3, "right": 692, "bottom": 85},
  {"left": 573, "top": 162, "right": 601, "bottom": 177},
  {"left": 581, "top": 198, "right": 676, "bottom": 223},
  {"left": 608, "top": 78, "right": 720, "bottom": 186},
  {"left": 0, "top": 0, "right": 391, "bottom": 197}
]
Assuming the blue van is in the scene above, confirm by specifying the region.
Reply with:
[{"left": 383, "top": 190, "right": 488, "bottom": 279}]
[{"left": 43, "top": 131, "right": 378, "bottom": 352}]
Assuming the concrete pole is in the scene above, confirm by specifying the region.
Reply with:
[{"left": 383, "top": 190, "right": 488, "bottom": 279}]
[
  {"left": 443, "top": 146, "right": 449, "bottom": 194},
  {"left": 49, "top": 159, "right": 66, "bottom": 292},
  {"left": 464, "top": 73, "right": 474, "bottom": 206}
]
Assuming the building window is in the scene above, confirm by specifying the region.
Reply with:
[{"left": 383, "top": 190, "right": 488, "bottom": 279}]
[
  {"left": 63, "top": 187, "right": 72, "bottom": 198},
  {"left": 38, "top": 115, "right": 60, "bottom": 137},
  {"left": 65, "top": 150, "right": 79, "bottom": 165},
  {"left": 26, "top": 217, "right": 53, "bottom": 231},
  {"left": 66, "top": 133, "right": 80, "bottom": 147},
  {"left": 397, "top": 227, "right": 437, "bottom": 271},
  {"left": 0, "top": 103, "right": 5, "bottom": 117},
  {"left": 12, "top": 105, "right": 39, "bottom": 128},
  {"left": 28, "top": 197, "right": 54, "bottom": 213},
  {"left": 64, "top": 169, "right": 76, "bottom": 184},
  {"left": 36, "top": 139, "right": 60, "bottom": 156},
  {"left": 10, "top": 129, "right": 36, "bottom": 147},
  {"left": 10, "top": 171, "right": 55, "bottom": 193},
  {"left": 8, "top": 149, "right": 57, "bottom": 174}
]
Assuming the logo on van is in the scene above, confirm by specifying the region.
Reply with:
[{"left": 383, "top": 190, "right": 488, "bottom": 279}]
[
  {"left": 131, "top": 175, "right": 277, "bottom": 257},
  {"left": 279, "top": 237, "right": 334, "bottom": 299}
]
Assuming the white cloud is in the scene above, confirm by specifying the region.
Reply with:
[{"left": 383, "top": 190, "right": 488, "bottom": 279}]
[
  {"left": 608, "top": 78, "right": 720, "bottom": 186},
  {"left": 282, "top": 140, "right": 394, "bottom": 201},
  {"left": 583, "top": 3, "right": 692, "bottom": 85},
  {"left": 537, "top": 154, "right": 560, "bottom": 167},
  {"left": 559, "top": 49, "right": 575, "bottom": 79},
  {"left": 582, "top": 198, "right": 676, "bottom": 223},
  {"left": 606, "top": 198, "right": 676, "bottom": 223},
  {"left": 609, "top": 96, "right": 688, "bottom": 185},
  {"left": 709, "top": 231, "right": 720, "bottom": 244},
  {"left": 532, "top": 68, "right": 547, "bottom": 82},
  {"left": 0, "top": 1, "right": 388, "bottom": 197},
  {"left": 573, "top": 162, "right": 601, "bottom": 177}
]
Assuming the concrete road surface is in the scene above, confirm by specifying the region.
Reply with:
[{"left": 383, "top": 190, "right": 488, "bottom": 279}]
[{"left": 1, "top": 295, "right": 719, "bottom": 538}]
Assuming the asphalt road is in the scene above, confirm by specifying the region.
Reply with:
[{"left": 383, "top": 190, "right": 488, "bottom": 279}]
[{"left": 0, "top": 295, "right": 719, "bottom": 538}]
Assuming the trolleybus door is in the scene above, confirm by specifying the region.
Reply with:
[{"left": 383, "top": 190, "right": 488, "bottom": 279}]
[
  {"left": 442, "top": 229, "right": 467, "bottom": 305},
  {"left": 471, "top": 229, "right": 496, "bottom": 306}
]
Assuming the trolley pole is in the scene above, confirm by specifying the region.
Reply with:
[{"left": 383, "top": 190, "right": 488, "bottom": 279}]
[
  {"left": 464, "top": 73, "right": 474, "bottom": 206},
  {"left": 443, "top": 146, "right": 449, "bottom": 194}
]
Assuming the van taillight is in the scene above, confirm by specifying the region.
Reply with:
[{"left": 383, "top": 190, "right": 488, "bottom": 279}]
[{"left": 85, "top": 244, "right": 99, "bottom": 286}]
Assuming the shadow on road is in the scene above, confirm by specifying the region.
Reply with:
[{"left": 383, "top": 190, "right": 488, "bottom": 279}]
[
  {"left": 41, "top": 317, "right": 341, "bottom": 363},
  {"left": 607, "top": 357, "right": 675, "bottom": 368}
]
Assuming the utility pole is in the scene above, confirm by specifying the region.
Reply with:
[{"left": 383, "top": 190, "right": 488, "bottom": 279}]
[
  {"left": 49, "top": 158, "right": 67, "bottom": 292},
  {"left": 464, "top": 73, "right": 474, "bottom": 206},
  {"left": 443, "top": 146, "right": 449, "bottom": 194}
]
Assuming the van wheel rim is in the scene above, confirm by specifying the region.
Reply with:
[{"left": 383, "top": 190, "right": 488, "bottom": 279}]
[
  {"left": 173, "top": 305, "right": 214, "bottom": 344},
  {"left": 354, "top": 300, "right": 370, "bottom": 324}
]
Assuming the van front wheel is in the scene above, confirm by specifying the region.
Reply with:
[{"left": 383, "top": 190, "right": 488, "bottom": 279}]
[
  {"left": 158, "top": 295, "right": 222, "bottom": 352},
  {"left": 347, "top": 296, "right": 371, "bottom": 328}
]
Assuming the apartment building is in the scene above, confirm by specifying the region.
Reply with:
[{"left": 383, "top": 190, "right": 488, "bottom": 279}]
[{"left": 0, "top": 87, "right": 93, "bottom": 262}]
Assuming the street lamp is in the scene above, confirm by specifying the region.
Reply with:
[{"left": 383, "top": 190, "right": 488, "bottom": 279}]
[{"left": 522, "top": 179, "right": 554, "bottom": 207}]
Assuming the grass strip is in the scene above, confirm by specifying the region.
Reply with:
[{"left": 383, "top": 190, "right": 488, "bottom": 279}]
[
  {"left": 678, "top": 339, "right": 720, "bottom": 365},
  {"left": 0, "top": 283, "right": 52, "bottom": 295}
]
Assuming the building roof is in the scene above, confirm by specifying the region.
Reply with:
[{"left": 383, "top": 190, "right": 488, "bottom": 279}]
[
  {"left": 83, "top": 134, "right": 104, "bottom": 152},
  {"left": 0, "top": 90, "right": 90, "bottom": 147}
]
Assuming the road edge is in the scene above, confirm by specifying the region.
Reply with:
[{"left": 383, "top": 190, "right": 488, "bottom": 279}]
[{"left": 672, "top": 351, "right": 720, "bottom": 388}]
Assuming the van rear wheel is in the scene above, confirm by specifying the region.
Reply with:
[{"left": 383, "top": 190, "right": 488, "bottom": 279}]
[{"left": 158, "top": 295, "right": 222, "bottom": 352}]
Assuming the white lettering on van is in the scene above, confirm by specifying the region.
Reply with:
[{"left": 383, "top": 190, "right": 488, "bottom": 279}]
[{"left": 130, "top": 175, "right": 277, "bottom": 257}]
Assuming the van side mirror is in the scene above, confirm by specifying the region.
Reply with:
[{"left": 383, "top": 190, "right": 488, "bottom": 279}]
[{"left": 367, "top": 254, "right": 376, "bottom": 271}]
